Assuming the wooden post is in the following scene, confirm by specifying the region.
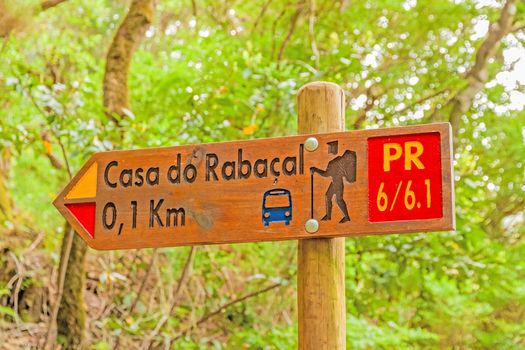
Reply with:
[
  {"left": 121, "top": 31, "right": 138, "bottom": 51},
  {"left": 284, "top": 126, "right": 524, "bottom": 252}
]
[{"left": 297, "top": 82, "right": 346, "bottom": 350}]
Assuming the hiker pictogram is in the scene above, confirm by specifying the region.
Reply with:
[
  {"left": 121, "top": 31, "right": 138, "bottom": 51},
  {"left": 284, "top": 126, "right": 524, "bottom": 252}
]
[{"left": 310, "top": 141, "right": 357, "bottom": 223}]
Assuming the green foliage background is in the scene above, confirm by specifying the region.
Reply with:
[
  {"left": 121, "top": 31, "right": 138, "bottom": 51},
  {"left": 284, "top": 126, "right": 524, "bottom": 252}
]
[{"left": 1, "top": 0, "right": 524, "bottom": 349}]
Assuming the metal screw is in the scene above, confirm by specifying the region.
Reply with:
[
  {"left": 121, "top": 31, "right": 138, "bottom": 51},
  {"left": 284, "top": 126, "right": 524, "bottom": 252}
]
[
  {"left": 305, "top": 219, "right": 319, "bottom": 233},
  {"left": 304, "top": 137, "right": 319, "bottom": 152}
]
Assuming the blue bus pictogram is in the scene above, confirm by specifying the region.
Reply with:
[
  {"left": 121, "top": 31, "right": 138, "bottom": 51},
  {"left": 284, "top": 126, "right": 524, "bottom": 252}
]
[{"left": 262, "top": 189, "right": 292, "bottom": 226}]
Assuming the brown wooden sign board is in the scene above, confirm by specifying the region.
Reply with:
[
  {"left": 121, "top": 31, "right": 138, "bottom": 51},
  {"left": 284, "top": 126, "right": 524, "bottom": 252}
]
[{"left": 54, "top": 123, "right": 455, "bottom": 250}]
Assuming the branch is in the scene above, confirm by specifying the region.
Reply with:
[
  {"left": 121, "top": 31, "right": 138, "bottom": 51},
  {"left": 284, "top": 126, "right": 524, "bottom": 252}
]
[
  {"left": 432, "top": 0, "right": 517, "bottom": 138},
  {"left": 510, "top": 23, "right": 525, "bottom": 33},
  {"left": 308, "top": 0, "right": 320, "bottom": 69},
  {"left": 270, "top": 7, "right": 288, "bottom": 59},
  {"left": 396, "top": 87, "right": 449, "bottom": 115},
  {"left": 41, "top": 226, "right": 75, "bottom": 349},
  {"left": 53, "top": 130, "right": 72, "bottom": 179},
  {"left": 6, "top": 251, "right": 23, "bottom": 325},
  {"left": 339, "top": 0, "right": 350, "bottom": 12},
  {"left": 277, "top": 2, "right": 304, "bottom": 63},
  {"left": 12, "top": 69, "right": 72, "bottom": 178},
  {"left": 41, "top": 130, "right": 63, "bottom": 170},
  {"left": 113, "top": 249, "right": 158, "bottom": 350},
  {"left": 41, "top": 0, "right": 69, "bottom": 11},
  {"left": 251, "top": 0, "right": 273, "bottom": 33},
  {"left": 142, "top": 247, "right": 197, "bottom": 349},
  {"left": 129, "top": 249, "right": 158, "bottom": 313},
  {"left": 191, "top": 0, "right": 197, "bottom": 17},
  {"left": 173, "top": 282, "right": 283, "bottom": 341},
  {"left": 468, "top": 0, "right": 516, "bottom": 82}
]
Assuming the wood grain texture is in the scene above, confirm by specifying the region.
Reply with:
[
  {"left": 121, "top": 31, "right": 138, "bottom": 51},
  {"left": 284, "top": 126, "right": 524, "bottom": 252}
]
[
  {"left": 297, "top": 81, "right": 346, "bottom": 350},
  {"left": 53, "top": 122, "right": 454, "bottom": 250}
]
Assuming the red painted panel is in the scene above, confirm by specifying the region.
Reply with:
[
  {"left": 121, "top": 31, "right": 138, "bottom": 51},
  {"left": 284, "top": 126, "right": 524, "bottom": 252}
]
[
  {"left": 368, "top": 132, "right": 443, "bottom": 222},
  {"left": 66, "top": 202, "right": 96, "bottom": 238}
]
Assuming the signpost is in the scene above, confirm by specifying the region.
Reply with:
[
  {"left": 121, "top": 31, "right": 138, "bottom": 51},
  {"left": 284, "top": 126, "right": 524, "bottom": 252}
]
[
  {"left": 53, "top": 81, "right": 455, "bottom": 349},
  {"left": 297, "top": 82, "right": 347, "bottom": 350},
  {"left": 53, "top": 123, "right": 454, "bottom": 251}
]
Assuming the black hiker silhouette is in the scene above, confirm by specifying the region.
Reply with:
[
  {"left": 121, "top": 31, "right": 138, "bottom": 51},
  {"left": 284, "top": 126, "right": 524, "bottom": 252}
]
[{"left": 310, "top": 142, "right": 356, "bottom": 223}]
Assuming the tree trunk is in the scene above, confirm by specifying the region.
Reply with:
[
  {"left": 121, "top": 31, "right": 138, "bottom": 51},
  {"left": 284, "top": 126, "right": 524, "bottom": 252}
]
[
  {"left": 103, "top": 0, "right": 154, "bottom": 124},
  {"left": 53, "top": 1, "right": 154, "bottom": 347},
  {"left": 56, "top": 226, "right": 88, "bottom": 349}
]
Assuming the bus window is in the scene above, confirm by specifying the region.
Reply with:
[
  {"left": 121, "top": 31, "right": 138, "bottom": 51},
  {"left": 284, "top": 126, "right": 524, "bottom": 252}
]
[{"left": 264, "top": 194, "right": 290, "bottom": 208}]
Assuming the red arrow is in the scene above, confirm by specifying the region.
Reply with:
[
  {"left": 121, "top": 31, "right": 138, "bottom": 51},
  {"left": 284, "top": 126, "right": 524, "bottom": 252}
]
[{"left": 65, "top": 202, "right": 96, "bottom": 238}]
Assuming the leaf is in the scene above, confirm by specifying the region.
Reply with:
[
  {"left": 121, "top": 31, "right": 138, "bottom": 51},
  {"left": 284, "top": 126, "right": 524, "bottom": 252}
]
[
  {"left": 0, "top": 306, "right": 16, "bottom": 317},
  {"left": 242, "top": 124, "right": 257, "bottom": 135}
]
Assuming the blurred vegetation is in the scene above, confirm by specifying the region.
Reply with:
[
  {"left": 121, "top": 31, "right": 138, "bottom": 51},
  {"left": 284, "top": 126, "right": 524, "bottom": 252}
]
[{"left": 1, "top": 0, "right": 524, "bottom": 349}]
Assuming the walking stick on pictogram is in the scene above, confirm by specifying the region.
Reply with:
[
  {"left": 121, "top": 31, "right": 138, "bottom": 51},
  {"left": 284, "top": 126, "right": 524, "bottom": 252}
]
[{"left": 310, "top": 171, "right": 314, "bottom": 219}]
